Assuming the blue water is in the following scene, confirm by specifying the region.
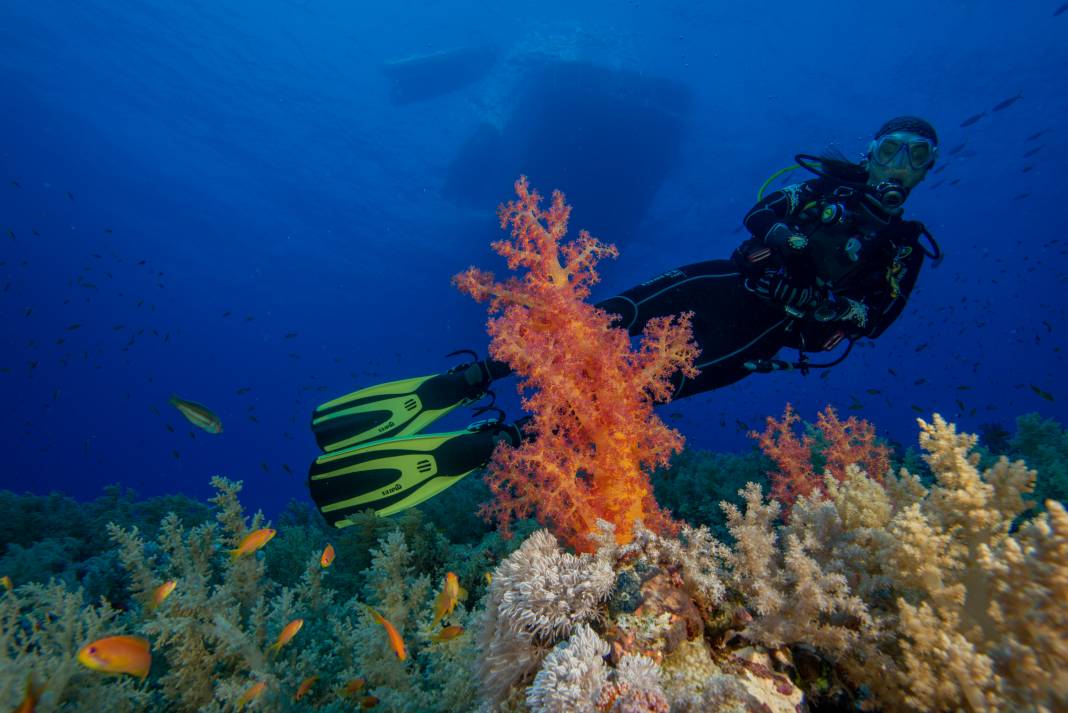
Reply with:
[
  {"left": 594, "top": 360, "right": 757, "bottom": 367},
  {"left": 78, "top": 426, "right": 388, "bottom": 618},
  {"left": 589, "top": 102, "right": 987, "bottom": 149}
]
[{"left": 2, "top": 1, "right": 1065, "bottom": 517}]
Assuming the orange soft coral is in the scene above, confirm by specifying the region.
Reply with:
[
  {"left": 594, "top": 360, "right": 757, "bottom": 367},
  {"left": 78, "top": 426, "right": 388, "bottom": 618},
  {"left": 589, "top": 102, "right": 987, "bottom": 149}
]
[
  {"left": 453, "top": 177, "right": 699, "bottom": 552},
  {"left": 751, "top": 404, "right": 892, "bottom": 513}
]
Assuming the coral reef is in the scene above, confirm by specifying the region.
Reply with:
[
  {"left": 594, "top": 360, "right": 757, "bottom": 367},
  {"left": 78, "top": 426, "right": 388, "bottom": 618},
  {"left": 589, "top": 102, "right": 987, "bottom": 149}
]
[
  {"left": 650, "top": 447, "right": 769, "bottom": 542},
  {"left": 1, "top": 412, "right": 1065, "bottom": 712},
  {"left": 526, "top": 624, "right": 610, "bottom": 713},
  {"left": 477, "top": 520, "right": 802, "bottom": 713},
  {"left": 0, "top": 478, "right": 486, "bottom": 712},
  {"left": 454, "top": 177, "right": 699, "bottom": 550},
  {"left": 751, "top": 403, "right": 892, "bottom": 511},
  {"left": 477, "top": 529, "right": 615, "bottom": 705},
  {"left": 1008, "top": 412, "right": 1068, "bottom": 509},
  {"left": 473, "top": 415, "right": 1067, "bottom": 713}
]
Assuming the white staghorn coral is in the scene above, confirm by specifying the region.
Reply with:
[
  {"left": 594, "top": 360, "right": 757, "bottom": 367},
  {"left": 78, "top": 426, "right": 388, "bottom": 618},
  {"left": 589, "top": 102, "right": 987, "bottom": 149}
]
[
  {"left": 525, "top": 624, "right": 610, "bottom": 713},
  {"left": 477, "top": 529, "right": 615, "bottom": 706}
]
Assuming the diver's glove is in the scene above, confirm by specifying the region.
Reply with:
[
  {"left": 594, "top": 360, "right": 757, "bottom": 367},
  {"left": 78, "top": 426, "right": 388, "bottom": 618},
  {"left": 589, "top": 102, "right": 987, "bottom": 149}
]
[
  {"left": 765, "top": 223, "right": 809, "bottom": 251},
  {"left": 746, "top": 273, "right": 824, "bottom": 317},
  {"left": 813, "top": 295, "right": 870, "bottom": 332}
]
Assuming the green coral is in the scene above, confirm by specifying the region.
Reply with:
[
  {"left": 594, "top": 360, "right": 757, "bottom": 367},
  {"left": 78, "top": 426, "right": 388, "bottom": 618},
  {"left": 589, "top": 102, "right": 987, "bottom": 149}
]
[
  {"left": 0, "top": 476, "right": 490, "bottom": 712},
  {"left": 652, "top": 447, "right": 769, "bottom": 540},
  {"left": 1009, "top": 413, "right": 1068, "bottom": 509},
  {"left": 0, "top": 582, "right": 153, "bottom": 712}
]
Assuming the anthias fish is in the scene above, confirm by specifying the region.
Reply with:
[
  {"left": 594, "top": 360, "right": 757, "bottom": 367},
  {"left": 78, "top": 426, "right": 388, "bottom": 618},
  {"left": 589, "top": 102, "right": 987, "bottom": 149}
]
[
  {"left": 294, "top": 675, "right": 319, "bottom": 701},
  {"left": 13, "top": 674, "right": 43, "bottom": 713},
  {"left": 236, "top": 681, "right": 267, "bottom": 709},
  {"left": 367, "top": 606, "right": 407, "bottom": 661},
  {"left": 320, "top": 543, "right": 335, "bottom": 568},
  {"left": 76, "top": 635, "right": 152, "bottom": 678},
  {"left": 169, "top": 395, "right": 222, "bottom": 434},
  {"left": 430, "top": 625, "right": 465, "bottom": 642},
  {"left": 151, "top": 580, "right": 177, "bottom": 608},
  {"left": 431, "top": 572, "right": 467, "bottom": 628},
  {"left": 229, "top": 528, "right": 276, "bottom": 559},
  {"left": 341, "top": 677, "right": 366, "bottom": 697},
  {"left": 269, "top": 618, "right": 304, "bottom": 653}
]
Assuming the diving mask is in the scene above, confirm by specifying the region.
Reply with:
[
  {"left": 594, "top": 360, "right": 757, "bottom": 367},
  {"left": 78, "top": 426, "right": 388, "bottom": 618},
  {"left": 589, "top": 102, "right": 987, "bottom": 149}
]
[{"left": 868, "top": 133, "right": 937, "bottom": 171}]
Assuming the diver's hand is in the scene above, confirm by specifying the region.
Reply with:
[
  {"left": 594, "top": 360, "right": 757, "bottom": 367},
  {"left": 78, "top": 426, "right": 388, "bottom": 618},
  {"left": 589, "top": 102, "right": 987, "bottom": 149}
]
[
  {"left": 814, "top": 295, "right": 870, "bottom": 330},
  {"left": 765, "top": 223, "right": 809, "bottom": 251},
  {"left": 746, "top": 274, "right": 823, "bottom": 315}
]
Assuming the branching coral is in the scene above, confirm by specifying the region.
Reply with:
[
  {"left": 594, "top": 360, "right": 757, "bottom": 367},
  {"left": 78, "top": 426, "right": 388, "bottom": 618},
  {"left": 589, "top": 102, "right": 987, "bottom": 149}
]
[
  {"left": 454, "top": 177, "right": 699, "bottom": 551},
  {"left": 720, "top": 483, "right": 872, "bottom": 655},
  {"left": 884, "top": 415, "right": 1063, "bottom": 712},
  {"left": 731, "top": 413, "right": 1066, "bottom": 712},
  {"left": 2, "top": 476, "right": 493, "bottom": 713},
  {"left": 4, "top": 406, "right": 1064, "bottom": 713},
  {"left": 751, "top": 404, "right": 892, "bottom": 511},
  {"left": 0, "top": 582, "right": 151, "bottom": 712}
]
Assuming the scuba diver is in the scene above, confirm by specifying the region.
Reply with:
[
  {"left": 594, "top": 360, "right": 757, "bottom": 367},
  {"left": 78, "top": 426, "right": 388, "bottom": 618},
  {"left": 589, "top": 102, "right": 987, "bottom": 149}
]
[{"left": 307, "top": 116, "right": 943, "bottom": 528}]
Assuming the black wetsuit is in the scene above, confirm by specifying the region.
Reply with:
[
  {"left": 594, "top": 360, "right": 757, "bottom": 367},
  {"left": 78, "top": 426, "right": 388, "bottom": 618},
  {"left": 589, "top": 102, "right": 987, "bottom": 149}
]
[{"left": 484, "top": 176, "right": 928, "bottom": 400}]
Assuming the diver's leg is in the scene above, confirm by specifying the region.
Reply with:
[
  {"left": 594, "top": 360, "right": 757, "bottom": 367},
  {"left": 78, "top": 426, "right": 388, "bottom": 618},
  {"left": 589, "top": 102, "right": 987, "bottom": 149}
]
[
  {"left": 597, "top": 260, "right": 791, "bottom": 400},
  {"left": 477, "top": 261, "right": 744, "bottom": 382},
  {"left": 476, "top": 259, "right": 793, "bottom": 404}
]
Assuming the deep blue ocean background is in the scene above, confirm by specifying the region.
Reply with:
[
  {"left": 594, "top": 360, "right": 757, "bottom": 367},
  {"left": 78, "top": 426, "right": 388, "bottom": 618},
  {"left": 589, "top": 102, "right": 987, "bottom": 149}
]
[{"left": 1, "top": 1, "right": 1065, "bottom": 518}]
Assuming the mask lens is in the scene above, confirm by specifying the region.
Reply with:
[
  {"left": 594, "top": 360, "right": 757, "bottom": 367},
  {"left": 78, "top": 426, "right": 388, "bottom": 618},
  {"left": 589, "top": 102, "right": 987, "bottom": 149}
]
[
  {"left": 908, "top": 140, "right": 932, "bottom": 168},
  {"left": 874, "top": 138, "right": 902, "bottom": 165}
]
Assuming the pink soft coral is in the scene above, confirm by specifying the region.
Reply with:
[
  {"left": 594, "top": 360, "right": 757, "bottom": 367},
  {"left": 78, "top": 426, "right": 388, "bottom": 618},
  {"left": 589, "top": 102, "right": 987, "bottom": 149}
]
[
  {"left": 752, "top": 404, "right": 892, "bottom": 513},
  {"left": 453, "top": 177, "right": 699, "bottom": 551}
]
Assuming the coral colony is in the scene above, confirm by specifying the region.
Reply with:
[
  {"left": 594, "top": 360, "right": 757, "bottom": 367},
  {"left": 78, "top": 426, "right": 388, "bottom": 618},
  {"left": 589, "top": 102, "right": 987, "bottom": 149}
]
[{"left": 2, "top": 181, "right": 1066, "bottom": 711}]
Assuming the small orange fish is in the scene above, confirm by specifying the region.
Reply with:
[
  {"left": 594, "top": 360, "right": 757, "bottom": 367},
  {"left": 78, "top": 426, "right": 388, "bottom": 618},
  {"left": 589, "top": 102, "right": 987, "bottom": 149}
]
[
  {"left": 230, "top": 528, "right": 276, "bottom": 560},
  {"left": 431, "top": 572, "right": 466, "bottom": 628},
  {"left": 76, "top": 635, "right": 152, "bottom": 679},
  {"left": 430, "top": 625, "right": 464, "bottom": 642},
  {"left": 269, "top": 618, "right": 303, "bottom": 654},
  {"left": 367, "top": 606, "right": 406, "bottom": 661},
  {"left": 151, "top": 580, "right": 177, "bottom": 608},
  {"left": 236, "top": 680, "right": 267, "bottom": 709},
  {"left": 320, "top": 543, "right": 335, "bottom": 568},
  {"left": 13, "top": 674, "right": 43, "bottom": 713},
  {"left": 1, "top": 575, "right": 12, "bottom": 591},
  {"left": 484, "top": 572, "right": 492, "bottom": 586},
  {"left": 294, "top": 675, "right": 319, "bottom": 701},
  {"left": 361, "top": 695, "right": 380, "bottom": 709},
  {"left": 341, "top": 677, "right": 366, "bottom": 697}
]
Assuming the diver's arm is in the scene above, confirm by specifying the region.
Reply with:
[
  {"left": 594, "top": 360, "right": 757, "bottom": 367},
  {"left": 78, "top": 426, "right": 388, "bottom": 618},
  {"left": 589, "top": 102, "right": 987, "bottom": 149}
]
[
  {"left": 824, "top": 243, "right": 925, "bottom": 340},
  {"left": 862, "top": 247, "right": 924, "bottom": 339},
  {"left": 741, "top": 180, "right": 819, "bottom": 247}
]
